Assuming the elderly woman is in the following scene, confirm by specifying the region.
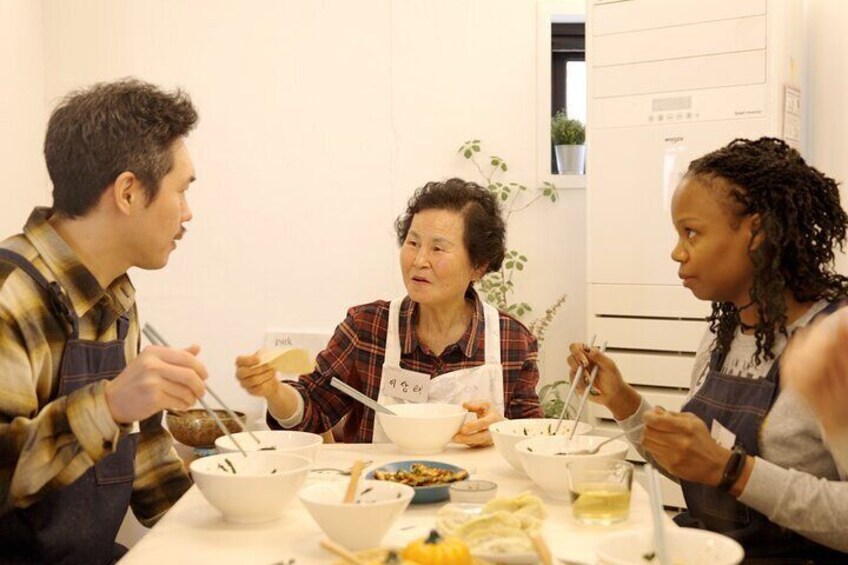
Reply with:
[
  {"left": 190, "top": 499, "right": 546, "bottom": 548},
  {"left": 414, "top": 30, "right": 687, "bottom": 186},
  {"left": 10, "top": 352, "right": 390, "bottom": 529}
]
[{"left": 236, "top": 178, "right": 542, "bottom": 445}]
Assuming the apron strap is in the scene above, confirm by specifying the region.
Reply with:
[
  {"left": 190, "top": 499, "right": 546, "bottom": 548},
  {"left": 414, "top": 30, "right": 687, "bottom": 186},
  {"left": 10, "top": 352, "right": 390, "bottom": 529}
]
[
  {"left": 481, "top": 302, "right": 501, "bottom": 366},
  {"left": 815, "top": 299, "right": 846, "bottom": 318},
  {"left": 0, "top": 249, "right": 79, "bottom": 338},
  {"left": 116, "top": 315, "right": 131, "bottom": 341},
  {"left": 385, "top": 297, "right": 404, "bottom": 367},
  {"left": 708, "top": 346, "right": 726, "bottom": 372}
]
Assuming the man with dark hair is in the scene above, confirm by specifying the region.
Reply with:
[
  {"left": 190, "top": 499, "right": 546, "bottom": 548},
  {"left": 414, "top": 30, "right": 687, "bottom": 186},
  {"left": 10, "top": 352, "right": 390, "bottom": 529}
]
[{"left": 0, "top": 79, "right": 207, "bottom": 564}]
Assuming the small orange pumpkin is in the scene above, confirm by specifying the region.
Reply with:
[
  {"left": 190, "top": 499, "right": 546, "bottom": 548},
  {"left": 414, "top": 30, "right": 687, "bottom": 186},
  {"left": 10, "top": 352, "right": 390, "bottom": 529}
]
[{"left": 401, "top": 529, "right": 472, "bottom": 565}]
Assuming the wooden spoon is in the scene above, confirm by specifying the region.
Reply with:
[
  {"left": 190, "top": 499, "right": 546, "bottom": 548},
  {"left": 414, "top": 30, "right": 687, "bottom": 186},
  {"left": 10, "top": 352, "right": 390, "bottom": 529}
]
[
  {"left": 343, "top": 459, "right": 367, "bottom": 503},
  {"left": 320, "top": 538, "right": 367, "bottom": 565},
  {"left": 531, "top": 532, "right": 553, "bottom": 565}
]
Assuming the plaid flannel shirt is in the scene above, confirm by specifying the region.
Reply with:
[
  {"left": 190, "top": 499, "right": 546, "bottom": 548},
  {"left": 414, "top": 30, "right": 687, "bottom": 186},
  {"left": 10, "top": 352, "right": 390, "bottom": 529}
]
[
  {"left": 0, "top": 208, "right": 190, "bottom": 524},
  {"left": 270, "top": 289, "right": 542, "bottom": 442}
]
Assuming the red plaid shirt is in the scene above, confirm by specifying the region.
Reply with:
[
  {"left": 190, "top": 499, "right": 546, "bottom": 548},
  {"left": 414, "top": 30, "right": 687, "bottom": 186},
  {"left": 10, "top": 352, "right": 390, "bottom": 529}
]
[{"left": 268, "top": 289, "right": 542, "bottom": 443}]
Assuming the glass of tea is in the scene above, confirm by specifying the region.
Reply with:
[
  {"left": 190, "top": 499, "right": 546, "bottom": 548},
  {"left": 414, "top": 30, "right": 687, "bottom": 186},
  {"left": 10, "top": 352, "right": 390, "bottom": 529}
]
[{"left": 566, "top": 459, "right": 633, "bottom": 525}]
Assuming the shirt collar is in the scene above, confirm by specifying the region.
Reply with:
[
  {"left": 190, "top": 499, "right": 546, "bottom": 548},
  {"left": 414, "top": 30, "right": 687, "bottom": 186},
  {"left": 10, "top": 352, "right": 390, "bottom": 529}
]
[
  {"left": 22, "top": 207, "right": 136, "bottom": 318},
  {"left": 400, "top": 287, "right": 485, "bottom": 359}
]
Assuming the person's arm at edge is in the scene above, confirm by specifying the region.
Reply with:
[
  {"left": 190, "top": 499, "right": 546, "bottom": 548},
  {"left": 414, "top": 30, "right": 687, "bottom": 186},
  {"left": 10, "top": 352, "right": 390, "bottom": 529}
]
[{"left": 732, "top": 456, "right": 848, "bottom": 552}]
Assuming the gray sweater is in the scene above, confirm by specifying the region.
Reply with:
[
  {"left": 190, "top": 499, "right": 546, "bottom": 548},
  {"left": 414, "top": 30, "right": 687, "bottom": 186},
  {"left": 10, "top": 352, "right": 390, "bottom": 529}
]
[{"left": 619, "top": 299, "right": 848, "bottom": 552}]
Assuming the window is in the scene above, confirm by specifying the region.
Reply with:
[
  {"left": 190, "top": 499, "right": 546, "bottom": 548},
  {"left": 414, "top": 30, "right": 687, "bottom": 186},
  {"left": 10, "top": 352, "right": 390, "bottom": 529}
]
[{"left": 551, "top": 23, "right": 586, "bottom": 174}]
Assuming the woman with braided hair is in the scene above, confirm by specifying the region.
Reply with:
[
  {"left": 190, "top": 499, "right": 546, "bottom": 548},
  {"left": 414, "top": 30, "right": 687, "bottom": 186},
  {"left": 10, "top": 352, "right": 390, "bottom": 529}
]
[{"left": 568, "top": 137, "right": 848, "bottom": 561}]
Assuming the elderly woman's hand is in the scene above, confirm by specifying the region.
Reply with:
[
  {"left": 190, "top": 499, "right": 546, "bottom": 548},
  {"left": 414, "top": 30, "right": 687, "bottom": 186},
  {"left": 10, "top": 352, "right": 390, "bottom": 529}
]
[
  {"left": 452, "top": 401, "right": 502, "bottom": 447},
  {"left": 235, "top": 352, "right": 280, "bottom": 399}
]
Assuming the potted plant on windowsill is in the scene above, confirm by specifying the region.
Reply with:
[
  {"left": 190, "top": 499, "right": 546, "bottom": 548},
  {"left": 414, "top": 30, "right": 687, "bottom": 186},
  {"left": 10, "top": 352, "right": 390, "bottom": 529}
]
[{"left": 551, "top": 111, "right": 585, "bottom": 175}]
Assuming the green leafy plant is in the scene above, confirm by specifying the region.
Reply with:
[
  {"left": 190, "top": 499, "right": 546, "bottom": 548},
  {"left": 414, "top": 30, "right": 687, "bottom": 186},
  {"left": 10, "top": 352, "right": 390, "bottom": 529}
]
[
  {"left": 458, "top": 140, "right": 567, "bottom": 346},
  {"left": 537, "top": 379, "right": 572, "bottom": 419},
  {"left": 551, "top": 111, "right": 585, "bottom": 146}
]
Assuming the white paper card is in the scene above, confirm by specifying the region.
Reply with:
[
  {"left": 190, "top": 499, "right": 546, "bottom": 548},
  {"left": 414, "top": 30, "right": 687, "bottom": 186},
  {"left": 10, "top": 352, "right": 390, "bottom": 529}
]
[
  {"left": 783, "top": 84, "right": 802, "bottom": 150},
  {"left": 711, "top": 419, "right": 737, "bottom": 450},
  {"left": 380, "top": 371, "right": 430, "bottom": 403}
]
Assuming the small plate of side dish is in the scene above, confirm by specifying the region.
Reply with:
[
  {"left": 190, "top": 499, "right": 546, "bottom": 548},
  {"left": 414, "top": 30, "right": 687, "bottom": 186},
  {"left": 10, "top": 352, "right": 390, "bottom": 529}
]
[{"left": 367, "top": 460, "right": 469, "bottom": 503}]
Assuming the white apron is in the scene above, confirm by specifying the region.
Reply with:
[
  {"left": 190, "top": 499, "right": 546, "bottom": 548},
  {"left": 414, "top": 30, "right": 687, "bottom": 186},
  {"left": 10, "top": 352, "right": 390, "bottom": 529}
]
[{"left": 372, "top": 297, "right": 505, "bottom": 443}]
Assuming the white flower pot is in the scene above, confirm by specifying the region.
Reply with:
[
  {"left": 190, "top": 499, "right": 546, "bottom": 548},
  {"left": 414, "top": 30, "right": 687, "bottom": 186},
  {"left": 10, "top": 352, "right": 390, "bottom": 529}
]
[{"left": 555, "top": 144, "right": 586, "bottom": 174}]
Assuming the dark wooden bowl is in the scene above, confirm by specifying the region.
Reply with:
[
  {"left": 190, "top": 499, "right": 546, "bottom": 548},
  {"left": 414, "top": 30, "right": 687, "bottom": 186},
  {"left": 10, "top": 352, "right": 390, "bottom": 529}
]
[{"left": 166, "top": 409, "right": 245, "bottom": 448}]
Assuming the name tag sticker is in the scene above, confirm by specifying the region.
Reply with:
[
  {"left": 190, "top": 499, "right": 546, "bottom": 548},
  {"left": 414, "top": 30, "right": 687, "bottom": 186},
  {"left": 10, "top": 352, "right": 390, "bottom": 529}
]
[
  {"left": 380, "top": 370, "right": 430, "bottom": 403},
  {"left": 711, "top": 419, "right": 737, "bottom": 450}
]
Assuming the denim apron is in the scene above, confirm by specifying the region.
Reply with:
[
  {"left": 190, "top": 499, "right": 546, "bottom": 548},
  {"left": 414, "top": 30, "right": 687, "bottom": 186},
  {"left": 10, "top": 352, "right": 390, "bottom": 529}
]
[
  {"left": 678, "top": 301, "right": 846, "bottom": 563},
  {"left": 0, "top": 250, "right": 138, "bottom": 565}
]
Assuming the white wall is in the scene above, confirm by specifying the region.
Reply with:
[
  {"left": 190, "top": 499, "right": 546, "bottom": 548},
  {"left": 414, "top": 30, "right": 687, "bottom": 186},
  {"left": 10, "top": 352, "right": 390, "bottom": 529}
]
[
  {"left": 23, "top": 0, "right": 585, "bottom": 424},
  {"left": 806, "top": 0, "right": 848, "bottom": 272},
  {"left": 0, "top": 0, "right": 47, "bottom": 228}
]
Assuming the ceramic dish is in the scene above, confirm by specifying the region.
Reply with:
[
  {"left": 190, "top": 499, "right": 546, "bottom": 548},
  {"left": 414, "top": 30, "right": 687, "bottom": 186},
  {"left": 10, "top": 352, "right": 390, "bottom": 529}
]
[
  {"left": 489, "top": 418, "right": 593, "bottom": 474},
  {"left": 166, "top": 409, "right": 244, "bottom": 448},
  {"left": 190, "top": 452, "right": 311, "bottom": 523},
  {"left": 215, "top": 429, "right": 322, "bottom": 460},
  {"left": 366, "top": 460, "right": 468, "bottom": 504},
  {"left": 595, "top": 527, "right": 744, "bottom": 565},
  {"left": 515, "top": 434, "right": 628, "bottom": 500},
  {"left": 299, "top": 479, "right": 415, "bottom": 551},
  {"left": 376, "top": 403, "right": 467, "bottom": 454}
]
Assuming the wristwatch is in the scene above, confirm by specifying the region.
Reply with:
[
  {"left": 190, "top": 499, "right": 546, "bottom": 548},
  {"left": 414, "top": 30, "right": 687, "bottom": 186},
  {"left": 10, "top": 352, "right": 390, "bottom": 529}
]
[{"left": 717, "top": 444, "right": 747, "bottom": 492}]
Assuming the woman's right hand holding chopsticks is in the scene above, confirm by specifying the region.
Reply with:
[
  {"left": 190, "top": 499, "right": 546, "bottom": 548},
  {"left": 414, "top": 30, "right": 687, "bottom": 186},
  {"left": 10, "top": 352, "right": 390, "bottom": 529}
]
[{"left": 566, "top": 342, "right": 641, "bottom": 420}]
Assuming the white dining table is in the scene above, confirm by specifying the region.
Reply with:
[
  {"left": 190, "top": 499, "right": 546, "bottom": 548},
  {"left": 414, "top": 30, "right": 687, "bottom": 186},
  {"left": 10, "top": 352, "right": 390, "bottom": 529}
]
[{"left": 120, "top": 443, "right": 673, "bottom": 565}]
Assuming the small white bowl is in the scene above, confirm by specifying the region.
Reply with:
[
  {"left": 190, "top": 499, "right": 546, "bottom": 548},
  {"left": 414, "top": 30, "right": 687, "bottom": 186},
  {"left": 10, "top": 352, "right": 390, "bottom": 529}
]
[
  {"left": 376, "top": 403, "right": 467, "bottom": 454},
  {"left": 595, "top": 528, "right": 744, "bottom": 565},
  {"left": 449, "top": 480, "right": 497, "bottom": 504},
  {"left": 298, "top": 479, "right": 415, "bottom": 550},
  {"left": 215, "top": 429, "right": 322, "bottom": 461},
  {"left": 515, "top": 435, "right": 628, "bottom": 500},
  {"left": 190, "top": 451, "right": 311, "bottom": 523},
  {"left": 489, "top": 418, "right": 593, "bottom": 474}
]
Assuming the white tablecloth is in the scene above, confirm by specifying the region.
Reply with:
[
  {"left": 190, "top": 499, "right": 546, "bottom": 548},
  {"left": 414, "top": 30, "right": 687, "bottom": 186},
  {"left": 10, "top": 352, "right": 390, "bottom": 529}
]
[{"left": 120, "top": 443, "right": 673, "bottom": 564}]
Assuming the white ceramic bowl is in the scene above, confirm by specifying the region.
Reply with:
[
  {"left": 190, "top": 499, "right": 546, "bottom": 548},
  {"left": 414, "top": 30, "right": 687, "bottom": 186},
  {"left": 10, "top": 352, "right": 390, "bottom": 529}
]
[
  {"left": 190, "top": 451, "right": 311, "bottom": 523},
  {"left": 595, "top": 528, "right": 744, "bottom": 565},
  {"left": 298, "top": 479, "right": 415, "bottom": 551},
  {"left": 489, "top": 418, "right": 593, "bottom": 474},
  {"left": 215, "top": 430, "right": 323, "bottom": 461},
  {"left": 515, "top": 435, "right": 628, "bottom": 500},
  {"left": 376, "top": 403, "right": 467, "bottom": 454}
]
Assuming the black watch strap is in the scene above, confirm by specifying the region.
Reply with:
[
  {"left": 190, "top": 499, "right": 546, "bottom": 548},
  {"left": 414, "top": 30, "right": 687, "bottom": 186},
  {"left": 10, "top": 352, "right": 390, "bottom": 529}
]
[{"left": 718, "top": 444, "right": 747, "bottom": 492}]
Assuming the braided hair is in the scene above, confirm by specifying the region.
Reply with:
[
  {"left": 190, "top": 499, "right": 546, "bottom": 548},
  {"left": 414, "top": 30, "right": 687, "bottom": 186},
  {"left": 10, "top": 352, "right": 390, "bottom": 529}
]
[{"left": 685, "top": 137, "right": 848, "bottom": 362}]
